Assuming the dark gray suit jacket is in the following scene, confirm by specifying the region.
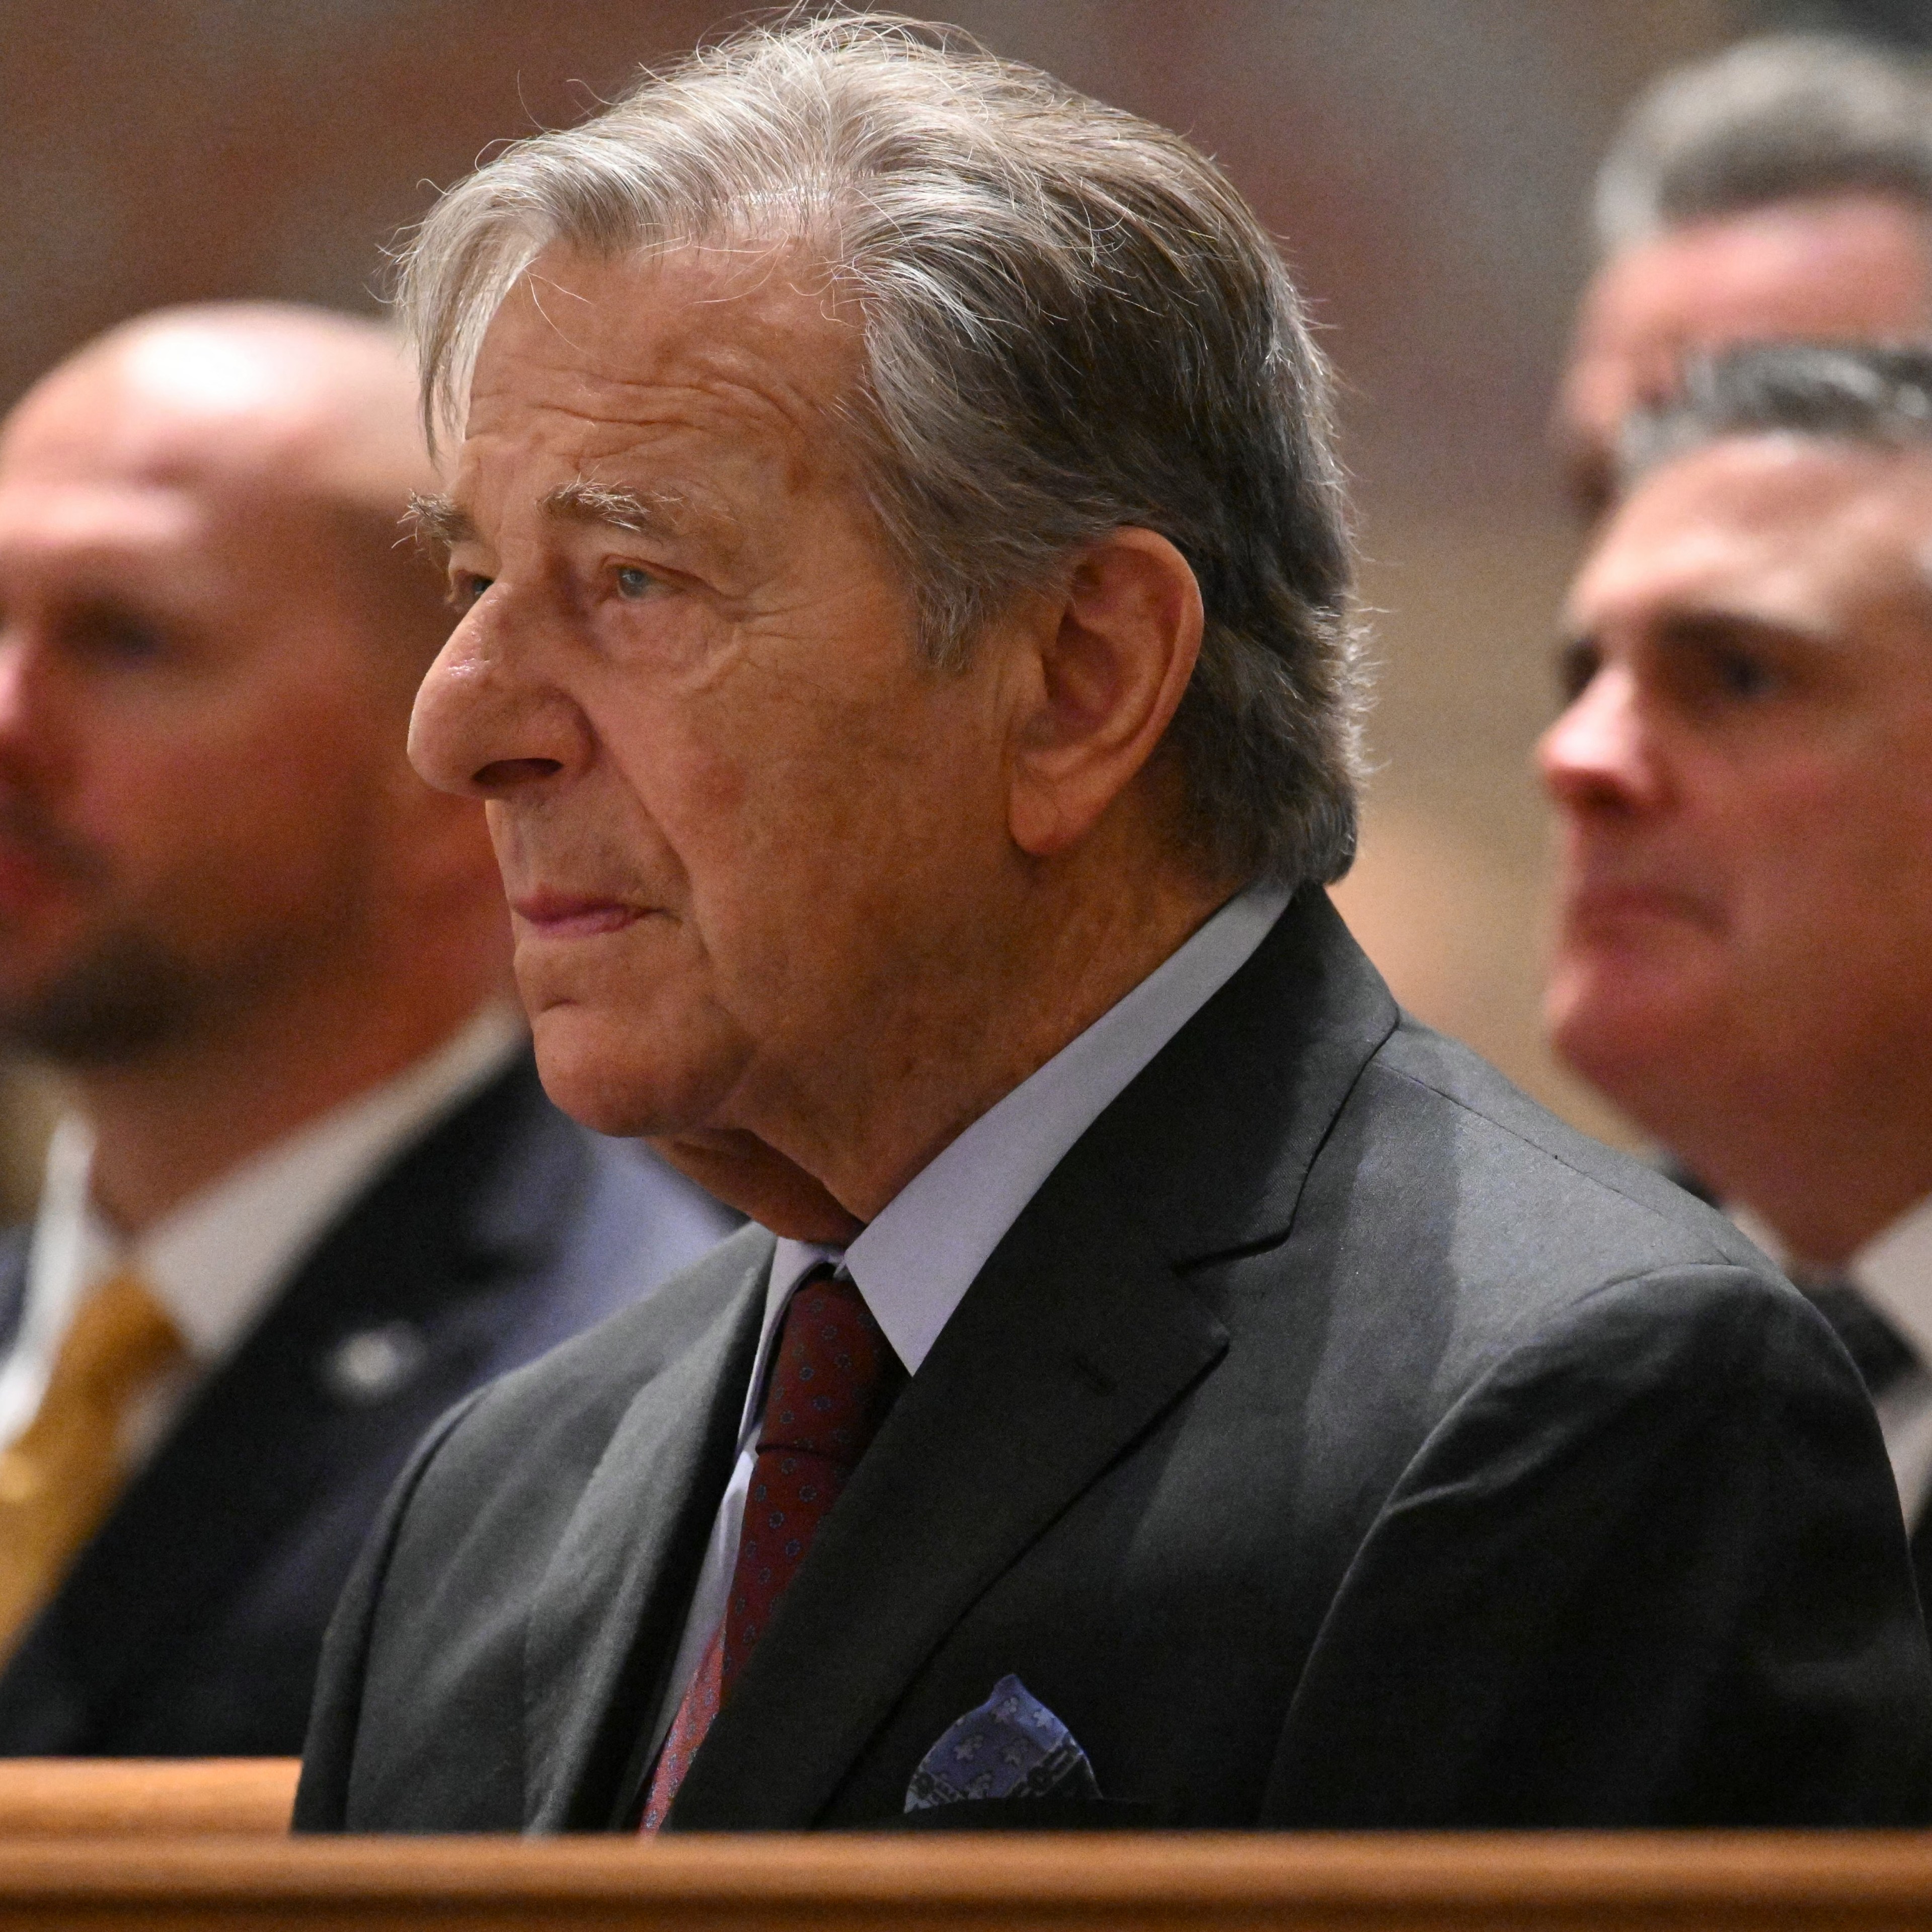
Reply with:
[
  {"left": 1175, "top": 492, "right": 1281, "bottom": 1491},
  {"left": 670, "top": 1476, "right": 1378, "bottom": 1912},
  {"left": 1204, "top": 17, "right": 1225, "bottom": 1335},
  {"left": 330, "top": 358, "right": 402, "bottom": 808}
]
[
  {"left": 0, "top": 1052, "right": 738, "bottom": 1757},
  {"left": 296, "top": 893, "right": 1932, "bottom": 1829}
]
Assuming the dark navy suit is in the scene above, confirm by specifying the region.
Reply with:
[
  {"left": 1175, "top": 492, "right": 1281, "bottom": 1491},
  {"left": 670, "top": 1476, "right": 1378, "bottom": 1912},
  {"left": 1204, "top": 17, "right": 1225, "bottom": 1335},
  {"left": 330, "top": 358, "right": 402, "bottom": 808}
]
[{"left": 0, "top": 1051, "right": 737, "bottom": 1756}]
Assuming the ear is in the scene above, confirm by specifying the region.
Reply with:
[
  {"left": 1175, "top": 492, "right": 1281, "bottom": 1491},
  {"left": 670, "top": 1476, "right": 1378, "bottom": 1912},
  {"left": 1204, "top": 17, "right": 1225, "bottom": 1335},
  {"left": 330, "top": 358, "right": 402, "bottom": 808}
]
[{"left": 1007, "top": 527, "right": 1203, "bottom": 859}]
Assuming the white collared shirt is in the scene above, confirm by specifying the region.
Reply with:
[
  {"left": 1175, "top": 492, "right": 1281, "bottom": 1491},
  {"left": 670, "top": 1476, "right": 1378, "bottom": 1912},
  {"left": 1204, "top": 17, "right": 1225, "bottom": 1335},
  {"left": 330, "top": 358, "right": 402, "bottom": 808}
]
[
  {"left": 1732, "top": 1194, "right": 1932, "bottom": 1523},
  {"left": 645, "top": 879, "right": 1292, "bottom": 1757},
  {"left": 0, "top": 1001, "right": 527, "bottom": 1466}
]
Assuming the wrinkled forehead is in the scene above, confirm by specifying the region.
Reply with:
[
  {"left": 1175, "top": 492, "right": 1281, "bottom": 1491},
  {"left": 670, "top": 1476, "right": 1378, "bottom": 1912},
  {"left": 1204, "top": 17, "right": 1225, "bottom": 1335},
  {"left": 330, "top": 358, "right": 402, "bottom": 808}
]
[
  {"left": 1571, "top": 436, "right": 1932, "bottom": 630},
  {"left": 447, "top": 244, "right": 873, "bottom": 565},
  {"left": 463, "top": 243, "right": 860, "bottom": 440}
]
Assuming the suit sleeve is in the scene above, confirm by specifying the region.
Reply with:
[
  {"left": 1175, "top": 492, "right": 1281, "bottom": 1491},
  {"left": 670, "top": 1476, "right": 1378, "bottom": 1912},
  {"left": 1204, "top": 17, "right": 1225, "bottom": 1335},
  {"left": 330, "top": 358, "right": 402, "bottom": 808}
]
[
  {"left": 292, "top": 1389, "right": 489, "bottom": 1832},
  {"left": 1263, "top": 1264, "right": 1932, "bottom": 1827}
]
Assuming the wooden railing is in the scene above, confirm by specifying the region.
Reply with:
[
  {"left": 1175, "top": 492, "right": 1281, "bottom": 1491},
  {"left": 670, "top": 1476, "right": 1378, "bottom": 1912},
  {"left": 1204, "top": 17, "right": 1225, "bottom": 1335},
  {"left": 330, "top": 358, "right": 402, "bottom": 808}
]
[
  {"left": 2, "top": 1763, "right": 1932, "bottom": 1929},
  {"left": 0, "top": 1758, "right": 298, "bottom": 1836}
]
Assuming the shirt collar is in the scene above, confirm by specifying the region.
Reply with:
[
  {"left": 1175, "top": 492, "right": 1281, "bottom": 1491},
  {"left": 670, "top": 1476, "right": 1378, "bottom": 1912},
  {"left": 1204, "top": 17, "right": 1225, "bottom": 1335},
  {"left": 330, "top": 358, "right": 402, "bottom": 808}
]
[
  {"left": 769, "top": 879, "right": 1291, "bottom": 1376},
  {"left": 1728, "top": 1192, "right": 1932, "bottom": 1371},
  {"left": 1848, "top": 1194, "right": 1932, "bottom": 1369}
]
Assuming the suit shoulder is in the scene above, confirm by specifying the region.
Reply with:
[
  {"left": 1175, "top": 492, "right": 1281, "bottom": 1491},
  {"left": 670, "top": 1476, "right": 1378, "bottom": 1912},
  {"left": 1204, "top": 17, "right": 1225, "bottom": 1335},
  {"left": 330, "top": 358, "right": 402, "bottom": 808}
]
[
  {"left": 1358, "top": 1015, "right": 1765, "bottom": 1273},
  {"left": 1280, "top": 1014, "right": 1796, "bottom": 1382}
]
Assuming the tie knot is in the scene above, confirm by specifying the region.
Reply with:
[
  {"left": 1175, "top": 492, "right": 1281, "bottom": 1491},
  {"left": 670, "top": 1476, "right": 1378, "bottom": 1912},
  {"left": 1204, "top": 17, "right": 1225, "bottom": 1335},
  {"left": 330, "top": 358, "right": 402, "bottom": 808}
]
[
  {"left": 51, "top": 1269, "right": 184, "bottom": 1403},
  {"left": 757, "top": 1270, "right": 903, "bottom": 1466}
]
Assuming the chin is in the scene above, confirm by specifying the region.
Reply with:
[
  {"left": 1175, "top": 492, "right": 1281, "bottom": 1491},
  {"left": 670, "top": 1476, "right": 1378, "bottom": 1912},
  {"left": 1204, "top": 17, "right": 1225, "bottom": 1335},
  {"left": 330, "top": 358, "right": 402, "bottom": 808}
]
[
  {"left": 1545, "top": 954, "right": 1719, "bottom": 1135},
  {"left": 528, "top": 1004, "right": 733, "bottom": 1140}
]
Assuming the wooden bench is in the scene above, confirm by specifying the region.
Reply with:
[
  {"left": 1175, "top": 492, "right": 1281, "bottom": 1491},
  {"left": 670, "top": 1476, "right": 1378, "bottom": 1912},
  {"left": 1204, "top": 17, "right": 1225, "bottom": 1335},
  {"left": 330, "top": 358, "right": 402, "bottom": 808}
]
[
  {"left": 0, "top": 1758, "right": 297, "bottom": 1836},
  {"left": 2, "top": 1765, "right": 1931, "bottom": 1929}
]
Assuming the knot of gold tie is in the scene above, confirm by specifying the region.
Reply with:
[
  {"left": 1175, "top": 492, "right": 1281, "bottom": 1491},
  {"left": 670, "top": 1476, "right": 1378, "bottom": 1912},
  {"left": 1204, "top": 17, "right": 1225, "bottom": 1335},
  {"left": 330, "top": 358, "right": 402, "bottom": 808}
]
[{"left": 0, "top": 1269, "right": 185, "bottom": 1658}]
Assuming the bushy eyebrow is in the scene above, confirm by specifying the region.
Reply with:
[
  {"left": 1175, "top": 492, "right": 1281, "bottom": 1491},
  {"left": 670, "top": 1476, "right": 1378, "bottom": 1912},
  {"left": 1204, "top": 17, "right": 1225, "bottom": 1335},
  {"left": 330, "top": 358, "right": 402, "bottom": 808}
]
[
  {"left": 542, "top": 480, "right": 684, "bottom": 538},
  {"left": 404, "top": 481, "right": 694, "bottom": 560},
  {"left": 406, "top": 493, "right": 476, "bottom": 554}
]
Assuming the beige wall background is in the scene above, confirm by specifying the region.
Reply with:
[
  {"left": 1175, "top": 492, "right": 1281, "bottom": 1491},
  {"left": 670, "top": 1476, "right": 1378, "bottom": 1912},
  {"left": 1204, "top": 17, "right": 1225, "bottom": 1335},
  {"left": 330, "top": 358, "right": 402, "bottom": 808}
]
[{"left": 0, "top": 0, "right": 1787, "bottom": 1207}]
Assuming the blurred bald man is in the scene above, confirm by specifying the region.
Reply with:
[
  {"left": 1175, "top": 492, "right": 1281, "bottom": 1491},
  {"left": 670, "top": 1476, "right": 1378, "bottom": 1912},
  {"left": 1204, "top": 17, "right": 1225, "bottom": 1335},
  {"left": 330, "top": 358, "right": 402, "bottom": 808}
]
[
  {"left": 0, "top": 304, "right": 736, "bottom": 1756},
  {"left": 1559, "top": 34, "right": 1932, "bottom": 518}
]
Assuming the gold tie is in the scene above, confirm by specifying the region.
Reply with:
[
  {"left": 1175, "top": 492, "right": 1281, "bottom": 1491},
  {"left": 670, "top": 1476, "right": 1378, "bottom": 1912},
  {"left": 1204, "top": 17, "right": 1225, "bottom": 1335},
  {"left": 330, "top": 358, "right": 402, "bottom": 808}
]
[{"left": 0, "top": 1270, "right": 185, "bottom": 1657}]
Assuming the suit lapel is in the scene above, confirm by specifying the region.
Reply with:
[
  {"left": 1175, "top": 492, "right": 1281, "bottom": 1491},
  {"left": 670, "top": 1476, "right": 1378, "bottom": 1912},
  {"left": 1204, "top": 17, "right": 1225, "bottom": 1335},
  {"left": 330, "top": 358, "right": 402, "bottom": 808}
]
[
  {"left": 666, "top": 1150, "right": 1226, "bottom": 1829},
  {"left": 524, "top": 1237, "right": 771, "bottom": 1830},
  {"left": 1077, "top": 886, "right": 1399, "bottom": 1270},
  {"left": 668, "top": 889, "right": 1397, "bottom": 1828}
]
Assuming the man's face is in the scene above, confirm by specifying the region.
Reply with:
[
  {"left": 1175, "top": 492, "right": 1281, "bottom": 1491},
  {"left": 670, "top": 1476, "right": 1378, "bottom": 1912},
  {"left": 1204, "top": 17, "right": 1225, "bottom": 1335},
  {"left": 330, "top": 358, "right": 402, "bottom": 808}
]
[
  {"left": 1558, "top": 194, "right": 1931, "bottom": 515},
  {"left": 0, "top": 364, "right": 412, "bottom": 1061},
  {"left": 1539, "top": 437, "right": 1932, "bottom": 1152},
  {"left": 410, "top": 247, "right": 1020, "bottom": 1160}
]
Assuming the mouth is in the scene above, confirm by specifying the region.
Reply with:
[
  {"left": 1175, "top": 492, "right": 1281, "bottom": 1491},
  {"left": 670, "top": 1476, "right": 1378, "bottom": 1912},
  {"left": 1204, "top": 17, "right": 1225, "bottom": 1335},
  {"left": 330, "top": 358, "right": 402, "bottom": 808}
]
[
  {"left": 1561, "top": 882, "right": 1717, "bottom": 939},
  {"left": 508, "top": 889, "right": 649, "bottom": 940}
]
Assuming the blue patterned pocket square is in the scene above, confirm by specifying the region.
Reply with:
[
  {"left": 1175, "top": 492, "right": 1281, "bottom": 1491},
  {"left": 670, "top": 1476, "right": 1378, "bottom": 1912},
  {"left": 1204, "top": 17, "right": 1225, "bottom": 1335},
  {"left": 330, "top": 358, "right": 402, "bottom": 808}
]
[{"left": 904, "top": 1674, "right": 1102, "bottom": 1811}]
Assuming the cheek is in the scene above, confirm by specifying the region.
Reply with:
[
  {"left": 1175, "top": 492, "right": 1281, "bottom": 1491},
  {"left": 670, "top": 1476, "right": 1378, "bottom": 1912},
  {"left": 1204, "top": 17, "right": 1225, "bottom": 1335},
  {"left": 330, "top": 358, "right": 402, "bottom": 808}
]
[
  {"left": 1678, "top": 738, "right": 1932, "bottom": 1033},
  {"left": 679, "top": 698, "right": 992, "bottom": 972},
  {"left": 93, "top": 699, "right": 388, "bottom": 920},
  {"left": 89, "top": 734, "right": 271, "bottom": 859},
  {"left": 566, "top": 639, "right": 1006, "bottom": 1048},
  {"left": 598, "top": 682, "right": 864, "bottom": 957}
]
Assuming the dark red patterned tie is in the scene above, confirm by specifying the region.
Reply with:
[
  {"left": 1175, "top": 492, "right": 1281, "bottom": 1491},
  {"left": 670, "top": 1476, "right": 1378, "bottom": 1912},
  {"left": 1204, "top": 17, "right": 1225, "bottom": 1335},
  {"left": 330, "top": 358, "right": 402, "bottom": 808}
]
[{"left": 641, "top": 1268, "right": 904, "bottom": 1830}]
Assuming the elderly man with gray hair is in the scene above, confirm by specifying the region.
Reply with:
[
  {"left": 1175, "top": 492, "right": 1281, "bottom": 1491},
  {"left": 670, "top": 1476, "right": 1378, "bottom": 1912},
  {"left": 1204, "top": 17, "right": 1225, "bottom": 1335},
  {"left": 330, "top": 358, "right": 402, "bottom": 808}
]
[
  {"left": 1560, "top": 32, "right": 1932, "bottom": 516},
  {"left": 297, "top": 19, "right": 1932, "bottom": 1832}
]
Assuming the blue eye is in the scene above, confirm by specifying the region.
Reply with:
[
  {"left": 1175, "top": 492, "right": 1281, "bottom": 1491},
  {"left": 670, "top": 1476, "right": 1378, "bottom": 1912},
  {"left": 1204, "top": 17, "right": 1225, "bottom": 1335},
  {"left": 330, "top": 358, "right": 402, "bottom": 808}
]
[{"left": 614, "top": 566, "right": 656, "bottom": 600}]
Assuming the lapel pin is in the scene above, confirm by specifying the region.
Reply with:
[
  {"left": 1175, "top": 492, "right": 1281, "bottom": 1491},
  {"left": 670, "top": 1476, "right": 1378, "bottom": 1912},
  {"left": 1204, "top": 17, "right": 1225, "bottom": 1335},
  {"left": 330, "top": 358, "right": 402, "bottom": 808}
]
[{"left": 322, "top": 1323, "right": 427, "bottom": 1406}]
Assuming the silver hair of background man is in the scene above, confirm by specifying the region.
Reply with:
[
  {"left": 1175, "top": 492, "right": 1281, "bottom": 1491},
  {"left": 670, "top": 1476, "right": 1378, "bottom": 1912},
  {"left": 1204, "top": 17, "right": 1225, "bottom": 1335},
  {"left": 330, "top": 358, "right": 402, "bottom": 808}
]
[
  {"left": 1620, "top": 341, "right": 1932, "bottom": 486},
  {"left": 395, "top": 13, "right": 1366, "bottom": 891},
  {"left": 1594, "top": 32, "right": 1932, "bottom": 258}
]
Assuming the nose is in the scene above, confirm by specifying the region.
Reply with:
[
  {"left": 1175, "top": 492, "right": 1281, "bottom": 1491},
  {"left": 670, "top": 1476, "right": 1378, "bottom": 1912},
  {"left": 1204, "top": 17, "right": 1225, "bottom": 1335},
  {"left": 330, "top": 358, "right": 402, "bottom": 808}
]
[
  {"left": 1535, "top": 661, "right": 1669, "bottom": 819},
  {"left": 408, "top": 599, "right": 589, "bottom": 799}
]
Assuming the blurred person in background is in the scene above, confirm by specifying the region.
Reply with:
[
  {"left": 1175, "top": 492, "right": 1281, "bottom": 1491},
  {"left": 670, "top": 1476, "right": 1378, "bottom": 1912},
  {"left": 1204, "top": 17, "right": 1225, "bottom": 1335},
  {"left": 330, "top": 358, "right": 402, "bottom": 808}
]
[
  {"left": 1542, "top": 342, "right": 1932, "bottom": 1602},
  {"left": 1559, "top": 32, "right": 1932, "bottom": 519},
  {"left": 0, "top": 303, "right": 737, "bottom": 1756}
]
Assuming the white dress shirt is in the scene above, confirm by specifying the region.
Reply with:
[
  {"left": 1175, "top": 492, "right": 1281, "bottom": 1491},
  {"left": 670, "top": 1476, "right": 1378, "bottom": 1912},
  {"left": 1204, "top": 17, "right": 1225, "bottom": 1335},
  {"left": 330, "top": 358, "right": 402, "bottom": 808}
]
[
  {"left": 1732, "top": 1194, "right": 1932, "bottom": 1524},
  {"left": 0, "top": 1001, "right": 527, "bottom": 1468},
  {"left": 645, "top": 879, "right": 1292, "bottom": 1758}
]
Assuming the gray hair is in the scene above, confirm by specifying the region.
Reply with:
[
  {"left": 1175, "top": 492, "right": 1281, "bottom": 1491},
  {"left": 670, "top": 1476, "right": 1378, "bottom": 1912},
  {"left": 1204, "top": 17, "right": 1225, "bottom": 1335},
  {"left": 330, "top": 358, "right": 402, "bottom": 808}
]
[
  {"left": 395, "top": 13, "right": 1364, "bottom": 889},
  {"left": 1622, "top": 341, "right": 1932, "bottom": 484},
  {"left": 1595, "top": 32, "right": 1932, "bottom": 256}
]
